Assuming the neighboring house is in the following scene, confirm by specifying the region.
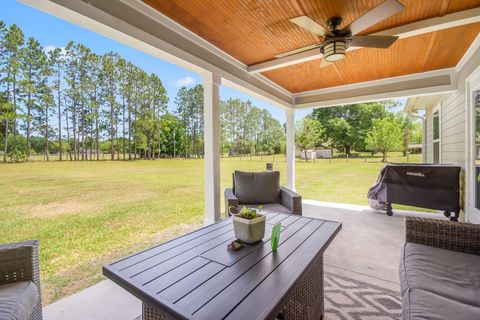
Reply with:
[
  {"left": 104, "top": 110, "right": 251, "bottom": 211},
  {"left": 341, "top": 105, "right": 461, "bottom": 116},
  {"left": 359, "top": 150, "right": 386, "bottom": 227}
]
[{"left": 405, "top": 45, "right": 480, "bottom": 223}]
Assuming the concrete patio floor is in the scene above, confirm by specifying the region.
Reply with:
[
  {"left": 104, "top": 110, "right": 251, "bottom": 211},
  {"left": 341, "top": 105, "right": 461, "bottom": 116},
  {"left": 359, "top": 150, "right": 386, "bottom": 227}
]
[{"left": 44, "top": 201, "right": 446, "bottom": 320}]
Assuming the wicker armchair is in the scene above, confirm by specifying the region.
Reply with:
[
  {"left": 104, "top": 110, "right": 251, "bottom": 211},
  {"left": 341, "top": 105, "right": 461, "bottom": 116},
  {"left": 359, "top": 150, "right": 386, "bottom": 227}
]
[
  {"left": 401, "top": 217, "right": 480, "bottom": 320},
  {"left": 0, "top": 240, "right": 43, "bottom": 320},
  {"left": 405, "top": 217, "right": 480, "bottom": 255}
]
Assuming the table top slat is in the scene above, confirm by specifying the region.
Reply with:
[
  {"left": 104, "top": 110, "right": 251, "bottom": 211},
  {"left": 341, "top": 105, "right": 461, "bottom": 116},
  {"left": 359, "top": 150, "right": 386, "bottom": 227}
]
[
  {"left": 143, "top": 256, "right": 210, "bottom": 292},
  {"left": 279, "top": 215, "right": 301, "bottom": 228},
  {"left": 173, "top": 217, "right": 312, "bottom": 313},
  {"left": 159, "top": 261, "right": 226, "bottom": 302},
  {"left": 191, "top": 219, "right": 324, "bottom": 320},
  {"left": 110, "top": 218, "right": 232, "bottom": 270},
  {"left": 265, "top": 213, "right": 290, "bottom": 225},
  {"left": 131, "top": 231, "right": 234, "bottom": 283},
  {"left": 111, "top": 212, "right": 279, "bottom": 271}
]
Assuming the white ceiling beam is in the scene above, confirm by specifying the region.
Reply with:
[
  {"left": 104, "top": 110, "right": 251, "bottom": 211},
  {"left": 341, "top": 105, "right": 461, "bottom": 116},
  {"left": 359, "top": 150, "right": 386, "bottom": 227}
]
[
  {"left": 293, "top": 69, "right": 456, "bottom": 109},
  {"left": 248, "top": 7, "right": 480, "bottom": 74}
]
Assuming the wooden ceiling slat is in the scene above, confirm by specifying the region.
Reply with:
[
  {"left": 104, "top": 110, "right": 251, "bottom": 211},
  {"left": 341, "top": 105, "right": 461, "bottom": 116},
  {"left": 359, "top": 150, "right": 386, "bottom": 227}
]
[
  {"left": 144, "top": 0, "right": 480, "bottom": 92},
  {"left": 262, "top": 23, "right": 480, "bottom": 93},
  {"left": 420, "top": 33, "right": 438, "bottom": 71}
]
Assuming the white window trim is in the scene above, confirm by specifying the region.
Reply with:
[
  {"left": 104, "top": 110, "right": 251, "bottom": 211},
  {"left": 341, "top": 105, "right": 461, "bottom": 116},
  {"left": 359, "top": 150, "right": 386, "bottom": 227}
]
[
  {"left": 465, "top": 66, "right": 480, "bottom": 223},
  {"left": 432, "top": 104, "right": 442, "bottom": 164}
]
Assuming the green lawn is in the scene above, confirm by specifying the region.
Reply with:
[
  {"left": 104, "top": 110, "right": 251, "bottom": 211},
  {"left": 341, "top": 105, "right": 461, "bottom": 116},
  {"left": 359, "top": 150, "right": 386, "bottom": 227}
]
[{"left": 0, "top": 154, "right": 422, "bottom": 303}]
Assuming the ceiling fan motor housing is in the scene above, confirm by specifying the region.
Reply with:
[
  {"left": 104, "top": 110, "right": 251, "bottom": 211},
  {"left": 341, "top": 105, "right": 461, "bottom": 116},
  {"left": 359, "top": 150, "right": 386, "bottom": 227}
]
[{"left": 326, "top": 16, "right": 343, "bottom": 31}]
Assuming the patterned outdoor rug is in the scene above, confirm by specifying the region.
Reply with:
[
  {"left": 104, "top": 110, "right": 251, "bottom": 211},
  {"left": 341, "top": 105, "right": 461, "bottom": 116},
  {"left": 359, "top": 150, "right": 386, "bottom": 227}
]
[{"left": 324, "top": 272, "right": 402, "bottom": 320}]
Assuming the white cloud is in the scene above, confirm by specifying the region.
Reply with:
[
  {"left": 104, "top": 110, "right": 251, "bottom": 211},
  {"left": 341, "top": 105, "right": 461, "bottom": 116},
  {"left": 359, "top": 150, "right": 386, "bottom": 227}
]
[
  {"left": 43, "top": 45, "right": 67, "bottom": 57},
  {"left": 173, "top": 76, "right": 196, "bottom": 88}
]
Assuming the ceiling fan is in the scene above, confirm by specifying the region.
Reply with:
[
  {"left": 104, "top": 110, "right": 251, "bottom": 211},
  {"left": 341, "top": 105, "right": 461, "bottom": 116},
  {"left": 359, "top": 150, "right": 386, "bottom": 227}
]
[{"left": 277, "top": 0, "right": 405, "bottom": 67}]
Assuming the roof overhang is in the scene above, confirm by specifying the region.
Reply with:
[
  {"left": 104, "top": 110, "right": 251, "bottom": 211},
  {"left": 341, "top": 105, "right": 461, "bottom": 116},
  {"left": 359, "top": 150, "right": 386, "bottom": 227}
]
[
  {"left": 18, "top": 0, "right": 480, "bottom": 112},
  {"left": 294, "top": 68, "right": 456, "bottom": 109},
  {"left": 405, "top": 93, "right": 449, "bottom": 114}
]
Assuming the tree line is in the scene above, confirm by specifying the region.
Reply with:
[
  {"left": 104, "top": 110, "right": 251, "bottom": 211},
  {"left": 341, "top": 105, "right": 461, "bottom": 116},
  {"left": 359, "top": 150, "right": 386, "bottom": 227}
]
[
  {"left": 296, "top": 101, "right": 422, "bottom": 161},
  {"left": 221, "top": 98, "right": 285, "bottom": 156},
  {"left": 0, "top": 21, "right": 284, "bottom": 162}
]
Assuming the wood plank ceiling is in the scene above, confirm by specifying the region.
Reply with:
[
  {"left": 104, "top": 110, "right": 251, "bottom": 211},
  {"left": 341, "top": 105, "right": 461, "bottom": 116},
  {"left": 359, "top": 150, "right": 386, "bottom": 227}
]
[{"left": 144, "top": 0, "right": 480, "bottom": 93}]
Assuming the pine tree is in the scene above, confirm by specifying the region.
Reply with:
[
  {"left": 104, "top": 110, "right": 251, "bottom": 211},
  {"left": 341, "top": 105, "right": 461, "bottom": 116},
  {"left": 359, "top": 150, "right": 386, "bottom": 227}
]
[
  {"left": 149, "top": 73, "right": 168, "bottom": 158},
  {"left": 48, "top": 47, "right": 65, "bottom": 161},
  {"left": 3, "top": 24, "right": 24, "bottom": 159},
  {"left": 20, "top": 37, "right": 45, "bottom": 159},
  {"left": 64, "top": 41, "right": 80, "bottom": 160},
  {"left": 86, "top": 52, "right": 101, "bottom": 161},
  {"left": 101, "top": 52, "right": 119, "bottom": 161},
  {"left": 0, "top": 20, "right": 9, "bottom": 162}
]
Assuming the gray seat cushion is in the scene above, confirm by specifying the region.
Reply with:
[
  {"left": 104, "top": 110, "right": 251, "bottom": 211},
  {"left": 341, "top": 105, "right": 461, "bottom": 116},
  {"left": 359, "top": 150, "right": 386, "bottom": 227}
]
[
  {"left": 403, "top": 288, "right": 480, "bottom": 320},
  {"left": 400, "top": 243, "right": 480, "bottom": 308},
  {"left": 0, "top": 281, "right": 38, "bottom": 320},
  {"left": 234, "top": 171, "right": 280, "bottom": 204},
  {"left": 241, "top": 203, "right": 291, "bottom": 214}
]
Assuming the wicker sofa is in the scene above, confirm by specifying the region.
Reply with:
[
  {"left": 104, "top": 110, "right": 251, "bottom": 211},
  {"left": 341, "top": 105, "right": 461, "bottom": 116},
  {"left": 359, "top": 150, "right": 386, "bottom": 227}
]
[
  {"left": 225, "top": 170, "right": 302, "bottom": 217},
  {"left": 400, "top": 217, "right": 480, "bottom": 320},
  {"left": 0, "top": 240, "right": 43, "bottom": 320}
]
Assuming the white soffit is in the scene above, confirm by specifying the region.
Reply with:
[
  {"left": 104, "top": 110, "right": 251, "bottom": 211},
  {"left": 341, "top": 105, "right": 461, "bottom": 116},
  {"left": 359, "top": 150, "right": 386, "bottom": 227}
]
[{"left": 405, "top": 94, "right": 449, "bottom": 114}]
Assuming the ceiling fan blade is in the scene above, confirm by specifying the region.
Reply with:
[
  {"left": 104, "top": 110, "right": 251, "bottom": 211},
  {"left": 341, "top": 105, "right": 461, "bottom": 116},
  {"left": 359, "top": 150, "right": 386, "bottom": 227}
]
[
  {"left": 350, "top": 35, "right": 399, "bottom": 48},
  {"left": 290, "top": 16, "right": 335, "bottom": 37},
  {"left": 319, "top": 58, "right": 332, "bottom": 68},
  {"left": 275, "top": 43, "right": 322, "bottom": 58},
  {"left": 342, "top": 0, "right": 404, "bottom": 35}
]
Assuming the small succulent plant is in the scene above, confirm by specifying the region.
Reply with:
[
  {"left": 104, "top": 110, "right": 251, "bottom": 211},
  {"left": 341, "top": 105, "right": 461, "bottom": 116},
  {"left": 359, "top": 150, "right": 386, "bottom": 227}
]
[{"left": 230, "top": 205, "right": 263, "bottom": 219}]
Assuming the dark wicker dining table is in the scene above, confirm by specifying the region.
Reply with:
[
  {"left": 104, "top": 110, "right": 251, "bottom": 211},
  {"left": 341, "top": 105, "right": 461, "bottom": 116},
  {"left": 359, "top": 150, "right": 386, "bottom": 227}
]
[{"left": 103, "top": 212, "right": 341, "bottom": 320}]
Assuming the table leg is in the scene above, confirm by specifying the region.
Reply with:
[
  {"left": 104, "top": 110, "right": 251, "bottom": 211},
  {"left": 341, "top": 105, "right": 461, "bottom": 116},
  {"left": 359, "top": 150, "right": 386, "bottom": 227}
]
[{"left": 282, "top": 254, "right": 324, "bottom": 319}]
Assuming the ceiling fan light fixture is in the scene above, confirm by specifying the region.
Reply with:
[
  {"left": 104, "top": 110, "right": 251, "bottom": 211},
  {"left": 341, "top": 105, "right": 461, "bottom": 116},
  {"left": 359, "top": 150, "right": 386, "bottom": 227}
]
[{"left": 323, "top": 41, "right": 346, "bottom": 62}]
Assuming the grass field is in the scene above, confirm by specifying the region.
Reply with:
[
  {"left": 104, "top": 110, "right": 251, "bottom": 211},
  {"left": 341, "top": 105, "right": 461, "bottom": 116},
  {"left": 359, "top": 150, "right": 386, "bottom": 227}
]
[{"left": 0, "top": 153, "right": 422, "bottom": 303}]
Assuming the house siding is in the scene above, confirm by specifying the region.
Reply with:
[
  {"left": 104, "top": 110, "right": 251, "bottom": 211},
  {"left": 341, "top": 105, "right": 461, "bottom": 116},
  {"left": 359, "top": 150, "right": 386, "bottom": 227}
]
[
  {"left": 422, "top": 88, "right": 467, "bottom": 217},
  {"left": 423, "top": 89, "right": 466, "bottom": 168},
  {"left": 425, "top": 108, "right": 433, "bottom": 163},
  {"left": 440, "top": 89, "right": 466, "bottom": 169}
]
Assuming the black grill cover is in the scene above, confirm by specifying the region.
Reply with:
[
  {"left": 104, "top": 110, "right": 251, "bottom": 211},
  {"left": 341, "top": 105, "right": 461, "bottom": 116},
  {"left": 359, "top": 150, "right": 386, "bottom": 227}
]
[{"left": 367, "top": 164, "right": 461, "bottom": 212}]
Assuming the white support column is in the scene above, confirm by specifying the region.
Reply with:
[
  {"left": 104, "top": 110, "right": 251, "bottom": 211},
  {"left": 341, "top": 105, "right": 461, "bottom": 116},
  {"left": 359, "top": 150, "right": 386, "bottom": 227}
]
[
  {"left": 285, "top": 108, "right": 296, "bottom": 191},
  {"left": 203, "top": 72, "right": 221, "bottom": 225}
]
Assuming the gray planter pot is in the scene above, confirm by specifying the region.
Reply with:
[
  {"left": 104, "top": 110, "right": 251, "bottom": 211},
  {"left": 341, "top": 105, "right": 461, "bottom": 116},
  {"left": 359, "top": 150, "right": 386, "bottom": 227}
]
[{"left": 232, "top": 214, "right": 266, "bottom": 244}]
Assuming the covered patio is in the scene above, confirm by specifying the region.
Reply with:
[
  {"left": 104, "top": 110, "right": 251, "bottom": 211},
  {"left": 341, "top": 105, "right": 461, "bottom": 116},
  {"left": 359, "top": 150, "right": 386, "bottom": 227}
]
[
  {"left": 7, "top": 0, "right": 480, "bottom": 319},
  {"left": 20, "top": 0, "right": 480, "bottom": 225}
]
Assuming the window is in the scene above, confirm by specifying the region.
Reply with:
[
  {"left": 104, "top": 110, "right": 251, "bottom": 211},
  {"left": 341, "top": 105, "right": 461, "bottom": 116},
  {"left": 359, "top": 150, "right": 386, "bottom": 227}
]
[
  {"left": 433, "top": 110, "right": 440, "bottom": 164},
  {"left": 474, "top": 90, "right": 480, "bottom": 209}
]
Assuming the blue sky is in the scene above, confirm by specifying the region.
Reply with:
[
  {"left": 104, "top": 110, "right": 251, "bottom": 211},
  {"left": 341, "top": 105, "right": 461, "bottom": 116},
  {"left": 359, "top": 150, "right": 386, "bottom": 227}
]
[{"left": 2, "top": 0, "right": 405, "bottom": 123}]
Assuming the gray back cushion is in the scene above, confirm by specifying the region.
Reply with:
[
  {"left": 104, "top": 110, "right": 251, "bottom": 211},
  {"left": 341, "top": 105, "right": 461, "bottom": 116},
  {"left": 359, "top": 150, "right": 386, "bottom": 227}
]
[
  {"left": 234, "top": 171, "right": 280, "bottom": 204},
  {"left": 0, "top": 281, "right": 38, "bottom": 320}
]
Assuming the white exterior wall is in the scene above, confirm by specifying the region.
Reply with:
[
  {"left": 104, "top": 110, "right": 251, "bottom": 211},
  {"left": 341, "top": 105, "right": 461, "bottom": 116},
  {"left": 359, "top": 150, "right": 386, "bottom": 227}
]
[
  {"left": 439, "top": 90, "right": 467, "bottom": 168},
  {"left": 425, "top": 108, "right": 434, "bottom": 163},
  {"left": 420, "top": 36, "right": 480, "bottom": 223},
  {"left": 423, "top": 87, "right": 467, "bottom": 218},
  {"left": 424, "top": 91, "right": 467, "bottom": 166}
]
